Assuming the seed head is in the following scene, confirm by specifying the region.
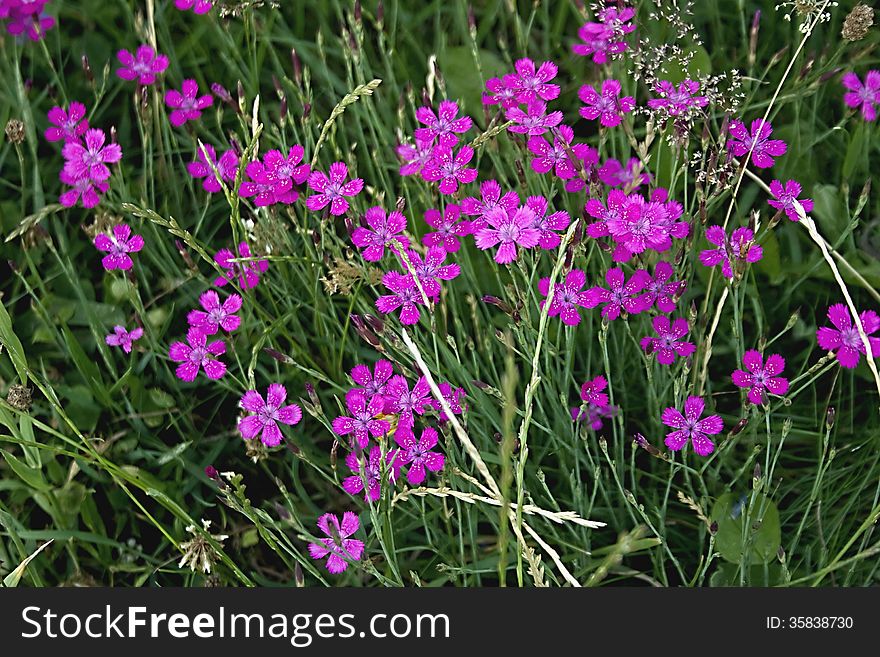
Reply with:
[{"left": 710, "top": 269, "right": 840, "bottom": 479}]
[{"left": 842, "top": 3, "right": 873, "bottom": 41}]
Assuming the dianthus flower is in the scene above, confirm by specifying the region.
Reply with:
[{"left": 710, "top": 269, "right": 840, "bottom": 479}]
[
  {"left": 538, "top": 269, "right": 590, "bottom": 326},
  {"left": 165, "top": 79, "right": 213, "bottom": 127},
  {"left": 431, "top": 382, "right": 466, "bottom": 423},
  {"left": 414, "top": 100, "right": 472, "bottom": 148},
  {"left": 640, "top": 316, "right": 696, "bottom": 365},
  {"left": 571, "top": 375, "right": 616, "bottom": 430},
  {"left": 422, "top": 204, "right": 472, "bottom": 253},
  {"left": 505, "top": 100, "right": 564, "bottom": 135},
  {"left": 598, "top": 157, "right": 650, "bottom": 189},
  {"left": 187, "top": 290, "right": 242, "bottom": 335},
  {"left": 505, "top": 58, "right": 560, "bottom": 104},
  {"left": 343, "top": 445, "right": 400, "bottom": 502},
  {"left": 643, "top": 261, "right": 684, "bottom": 313},
  {"left": 45, "top": 102, "right": 88, "bottom": 143},
  {"left": 375, "top": 272, "right": 426, "bottom": 325},
  {"left": 332, "top": 389, "right": 391, "bottom": 448},
  {"left": 94, "top": 223, "right": 144, "bottom": 271},
  {"left": 767, "top": 179, "right": 813, "bottom": 221},
  {"left": 394, "top": 426, "right": 445, "bottom": 485},
  {"left": 2, "top": 0, "right": 54, "bottom": 40},
  {"left": 350, "top": 360, "right": 394, "bottom": 399},
  {"left": 816, "top": 303, "right": 880, "bottom": 369},
  {"left": 396, "top": 137, "right": 435, "bottom": 177},
  {"left": 420, "top": 145, "right": 478, "bottom": 195},
  {"left": 384, "top": 375, "right": 432, "bottom": 432},
  {"left": 352, "top": 206, "right": 409, "bottom": 261},
  {"left": 578, "top": 79, "right": 635, "bottom": 127},
  {"left": 585, "top": 267, "right": 651, "bottom": 321},
  {"left": 482, "top": 75, "right": 519, "bottom": 109},
  {"left": 698, "top": 225, "right": 763, "bottom": 279},
  {"left": 116, "top": 45, "right": 169, "bottom": 85},
  {"left": 238, "top": 383, "right": 302, "bottom": 447},
  {"left": 460, "top": 179, "right": 519, "bottom": 232},
  {"left": 661, "top": 396, "right": 723, "bottom": 456},
  {"left": 308, "top": 512, "right": 363, "bottom": 574},
  {"left": 732, "top": 351, "right": 789, "bottom": 405},
  {"left": 525, "top": 195, "right": 570, "bottom": 249},
  {"left": 306, "top": 162, "right": 364, "bottom": 215},
  {"left": 62, "top": 128, "right": 122, "bottom": 183},
  {"left": 646, "top": 79, "right": 708, "bottom": 117},
  {"left": 213, "top": 242, "right": 268, "bottom": 289},
  {"left": 727, "top": 118, "right": 787, "bottom": 169},
  {"left": 168, "top": 328, "right": 226, "bottom": 382},
  {"left": 175, "top": 0, "right": 212, "bottom": 14},
  {"left": 59, "top": 170, "right": 108, "bottom": 208},
  {"left": 473, "top": 204, "right": 540, "bottom": 264},
  {"left": 105, "top": 325, "right": 143, "bottom": 354},
  {"left": 187, "top": 144, "right": 238, "bottom": 194},
  {"left": 239, "top": 147, "right": 309, "bottom": 207},
  {"left": 571, "top": 6, "right": 635, "bottom": 64},
  {"left": 405, "top": 246, "right": 460, "bottom": 300},
  {"left": 527, "top": 124, "right": 596, "bottom": 183},
  {"left": 842, "top": 71, "right": 880, "bottom": 121}
]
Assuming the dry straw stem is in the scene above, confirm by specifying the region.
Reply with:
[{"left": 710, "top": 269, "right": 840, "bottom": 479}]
[
  {"left": 310, "top": 79, "right": 382, "bottom": 167},
  {"left": 400, "top": 328, "right": 588, "bottom": 587}
]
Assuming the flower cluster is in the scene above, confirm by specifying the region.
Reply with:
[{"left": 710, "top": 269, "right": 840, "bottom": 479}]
[
  {"left": 241, "top": 145, "right": 311, "bottom": 207},
  {"left": 1, "top": 0, "right": 55, "bottom": 41},
  {"left": 187, "top": 143, "right": 239, "bottom": 194},
  {"left": 572, "top": 5, "right": 636, "bottom": 64},
  {"left": 571, "top": 376, "right": 617, "bottom": 431}
]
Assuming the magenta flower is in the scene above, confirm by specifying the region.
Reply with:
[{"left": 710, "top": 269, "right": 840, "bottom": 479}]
[
  {"left": 422, "top": 204, "right": 472, "bottom": 253},
  {"left": 406, "top": 246, "right": 460, "bottom": 300},
  {"left": 578, "top": 79, "right": 635, "bottom": 128},
  {"left": 640, "top": 316, "right": 696, "bottom": 365},
  {"left": 174, "top": 0, "right": 212, "bottom": 14},
  {"left": 526, "top": 196, "right": 570, "bottom": 250},
  {"left": 505, "top": 100, "right": 564, "bottom": 136},
  {"left": 584, "top": 267, "right": 651, "bottom": 321},
  {"left": 343, "top": 445, "right": 400, "bottom": 502},
  {"left": 168, "top": 328, "right": 226, "bottom": 382},
  {"left": 264, "top": 146, "right": 310, "bottom": 188},
  {"left": 505, "top": 58, "right": 560, "bottom": 104},
  {"left": 571, "top": 6, "right": 635, "bottom": 64},
  {"left": 816, "top": 303, "right": 880, "bottom": 369},
  {"left": 461, "top": 179, "right": 519, "bottom": 231},
  {"left": 105, "top": 325, "right": 143, "bottom": 354},
  {"left": 237, "top": 383, "right": 302, "bottom": 446},
  {"left": 699, "top": 225, "right": 763, "bottom": 279},
  {"left": 580, "top": 376, "right": 609, "bottom": 407},
  {"left": 240, "top": 159, "right": 292, "bottom": 207},
  {"left": 350, "top": 360, "right": 394, "bottom": 399},
  {"left": 165, "top": 79, "right": 213, "bottom": 127},
  {"left": 421, "top": 145, "right": 478, "bottom": 195},
  {"left": 604, "top": 195, "right": 671, "bottom": 261},
  {"left": 482, "top": 76, "right": 519, "bottom": 109},
  {"left": 187, "top": 144, "right": 238, "bottom": 194},
  {"left": 308, "top": 513, "right": 363, "bottom": 575},
  {"left": 62, "top": 128, "right": 122, "bottom": 183},
  {"left": 644, "top": 261, "right": 684, "bottom": 313},
  {"left": 352, "top": 206, "right": 409, "bottom": 261},
  {"left": 732, "top": 351, "right": 789, "bottom": 405},
  {"left": 767, "top": 179, "right": 813, "bottom": 221},
  {"left": 527, "top": 124, "right": 595, "bottom": 182},
  {"left": 213, "top": 242, "right": 268, "bottom": 289},
  {"left": 538, "top": 269, "right": 590, "bottom": 326},
  {"left": 394, "top": 426, "right": 445, "bottom": 485},
  {"left": 842, "top": 71, "right": 880, "bottom": 121},
  {"left": 661, "top": 396, "right": 723, "bottom": 456},
  {"left": 431, "top": 382, "right": 466, "bottom": 423},
  {"left": 186, "top": 291, "right": 242, "bottom": 335},
  {"left": 59, "top": 170, "right": 108, "bottom": 208},
  {"left": 727, "top": 118, "right": 787, "bottom": 169},
  {"left": 571, "top": 376, "right": 615, "bottom": 430},
  {"left": 116, "top": 45, "right": 169, "bottom": 85},
  {"left": 332, "top": 389, "right": 391, "bottom": 448},
  {"left": 306, "top": 162, "right": 364, "bottom": 215},
  {"left": 396, "top": 137, "right": 435, "bottom": 177},
  {"left": 2, "top": 0, "right": 54, "bottom": 41},
  {"left": 646, "top": 79, "right": 708, "bottom": 117},
  {"left": 94, "top": 223, "right": 144, "bottom": 271},
  {"left": 474, "top": 204, "right": 540, "bottom": 264},
  {"left": 385, "top": 375, "right": 431, "bottom": 432},
  {"left": 414, "top": 100, "right": 472, "bottom": 148},
  {"left": 375, "top": 272, "right": 426, "bottom": 325},
  {"left": 585, "top": 189, "right": 628, "bottom": 239},
  {"left": 598, "top": 157, "right": 650, "bottom": 190},
  {"left": 44, "top": 102, "right": 88, "bottom": 143}
]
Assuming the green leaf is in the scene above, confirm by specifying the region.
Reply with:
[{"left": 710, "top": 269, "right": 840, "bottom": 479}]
[
  {"left": 842, "top": 121, "right": 864, "bottom": 180},
  {"left": 438, "top": 46, "right": 507, "bottom": 123},
  {"left": 710, "top": 492, "right": 781, "bottom": 565},
  {"left": 61, "top": 325, "right": 112, "bottom": 407},
  {"left": 1, "top": 449, "right": 52, "bottom": 492},
  {"left": 0, "top": 297, "right": 28, "bottom": 385}
]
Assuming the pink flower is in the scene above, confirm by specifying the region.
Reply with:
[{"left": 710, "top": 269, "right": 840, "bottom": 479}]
[
  {"left": 604, "top": 194, "right": 671, "bottom": 261},
  {"left": 473, "top": 204, "right": 540, "bottom": 264},
  {"left": 526, "top": 195, "right": 570, "bottom": 249},
  {"left": 405, "top": 246, "right": 460, "bottom": 300},
  {"left": 396, "top": 137, "right": 435, "bottom": 177},
  {"left": 727, "top": 118, "right": 787, "bottom": 169},
  {"left": 94, "top": 223, "right": 144, "bottom": 271},
  {"left": 461, "top": 179, "right": 519, "bottom": 231},
  {"left": 584, "top": 267, "right": 651, "bottom": 321},
  {"left": 505, "top": 58, "right": 560, "bottom": 104},
  {"left": 422, "top": 204, "right": 472, "bottom": 253},
  {"left": 59, "top": 170, "right": 108, "bottom": 208},
  {"left": 264, "top": 146, "right": 310, "bottom": 187},
  {"left": 105, "top": 325, "right": 143, "bottom": 354},
  {"left": 767, "top": 179, "right": 813, "bottom": 221},
  {"left": 661, "top": 396, "right": 723, "bottom": 456},
  {"left": 643, "top": 261, "right": 684, "bottom": 313},
  {"left": 842, "top": 71, "right": 880, "bottom": 121},
  {"left": 420, "top": 145, "right": 478, "bottom": 195},
  {"left": 384, "top": 375, "right": 431, "bottom": 432},
  {"left": 350, "top": 360, "right": 394, "bottom": 399},
  {"left": 3, "top": 0, "right": 54, "bottom": 41},
  {"left": 238, "top": 383, "right": 302, "bottom": 446},
  {"left": 646, "top": 79, "right": 708, "bottom": 117},
  {"left": 640, "top": 316, "right": 696, "bottom": 365},
  {"left": 116, "top": 45, "right": 169, "bottom": 85},
  {"left": 816, "top": 303, "right": 880, "bottom": 369},
  {"left": 168, "top": 328, "right": 226, "bottom": 382},
  {"left": 571, "top": 6, "right": 635, "bottom": 64},
  {"left": 186, "top": 290, "right": 242, "bottom": 335},
  {"left": 395, "top": 426, "right": 445, "bottom": 485},
  {"left": 578, "top": 79, "right": 635, "bottom": 128},
  {"left": 571, "top": 376, "right": 616, "bottom": 430},
  {"left": 343, "top": 445, "right": 401, "bottom": 502},
  {"left": 62, "top": 128, "right": 122, "bottom": 183},
  {"left": 414, "top": 100, "right": 472, "bottom": 148},
  {"left": 187, "top": 144, "right": 238, "bottom": 194},
  {"left": 213, "top": 242, "right": 268, "bottom": 289},
  {"left": 732, "top": 351, "right": 789, "bottom": 405},
  {"left": 430, "top": 382, "right": 466, "bottom": 423},
  {"left": 505, "top": 100, "right": 564, "bottom": 135},
  {"left": 332, "top": 389, "right": 390, "bottom": 448},
  {"left": 699, "top": 225, "right": 763, "bottom": 279},
  {"left": 174, "top": 0, "right": 212, "bottom": 14},
  {"left": 352, "top": 206, "right": 409, "bottom": 261},
  {"left": 375, "top": 271, "right": 426, "bottom": 325},
  {"left": 165, "top": 79, "right": 213, "bottom": 127},
  {"left": 527, "top": 124, "right": 596, "bottom": 182},
  {"left": 308, "top": 512, "right": 364, "bottom": 574},
  {"left": 538, "top": 269, "right": 590, "bottom": 326},
  {"left": 306, "top": 162, "right": 364, "bottom": 215},
  {"left": 482, "top": 76, "right": 519, "bottom": 109},
  {"left": 598, "top": 157, "right": 650, "bottom": 189},
  {"left": 580, "top": 376, "right": 609, "bottom": 406},
  {"left": 585, "top": 189, "right": 628, "bottom": 238},
  {"left": 44, "top": 102, "right": 88, "bottom": 143}
]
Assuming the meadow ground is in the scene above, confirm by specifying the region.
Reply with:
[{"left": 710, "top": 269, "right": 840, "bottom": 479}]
[{"left": 1, "top": 0, "right": 879, "bottom": 588}]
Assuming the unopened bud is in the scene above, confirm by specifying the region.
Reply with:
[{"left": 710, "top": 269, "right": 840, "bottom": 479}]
[{"left": 825, "top": 406, "right": 835, "bottom": 430}]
